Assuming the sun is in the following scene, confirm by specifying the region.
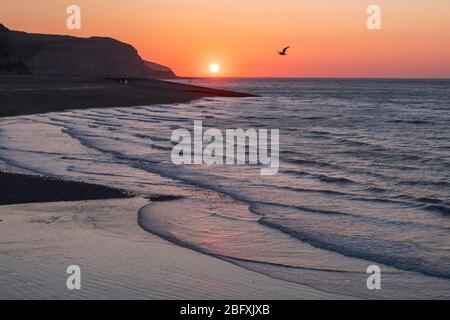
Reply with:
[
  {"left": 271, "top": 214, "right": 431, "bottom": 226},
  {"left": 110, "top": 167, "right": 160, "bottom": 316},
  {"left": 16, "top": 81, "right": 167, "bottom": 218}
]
[{"left": 209, "top": 63, "right": 220, "bottom": 74}]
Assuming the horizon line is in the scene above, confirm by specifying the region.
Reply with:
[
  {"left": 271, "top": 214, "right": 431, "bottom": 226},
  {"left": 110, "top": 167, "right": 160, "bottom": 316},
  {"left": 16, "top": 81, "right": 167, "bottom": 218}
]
[{"left": 177, "top": 76, "right": 450, "bottom": 80}]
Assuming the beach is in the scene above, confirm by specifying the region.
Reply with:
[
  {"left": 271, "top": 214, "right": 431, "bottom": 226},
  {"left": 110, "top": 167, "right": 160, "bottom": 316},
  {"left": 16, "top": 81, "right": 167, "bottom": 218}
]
[
  {"left": 0, "top": 198, "right": 346, "bottom": 299},
  {"left": 0, "top": 75, "right": 346, "bottom": 300},
  {"left": 0, "top": 75, "right": 254, "bottom": 118},
  {"left": 1, "top": 77, "right": 449, "bottom": 300}
]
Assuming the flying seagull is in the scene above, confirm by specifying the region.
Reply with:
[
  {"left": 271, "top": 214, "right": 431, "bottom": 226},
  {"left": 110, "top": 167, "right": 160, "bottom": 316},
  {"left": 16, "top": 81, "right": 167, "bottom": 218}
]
[{"left": 277, "top": 46, "right": 290, "bottom": 56}]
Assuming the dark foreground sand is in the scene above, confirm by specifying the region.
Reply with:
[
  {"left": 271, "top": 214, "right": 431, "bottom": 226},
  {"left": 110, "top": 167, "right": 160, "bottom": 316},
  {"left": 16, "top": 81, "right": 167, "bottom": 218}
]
[
  {"left": 0, "top": 75, "right": 255, "bottom": 118},
  {"left": 0, "top": 172, "right": 133, "bottom": 205}
]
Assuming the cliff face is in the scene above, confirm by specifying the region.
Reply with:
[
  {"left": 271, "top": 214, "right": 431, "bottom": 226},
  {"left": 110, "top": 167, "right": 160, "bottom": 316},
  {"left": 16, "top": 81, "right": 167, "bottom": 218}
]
[
  {"left": 144, "top": 60, "right": 177, "bottom": 79},
  {"left": 0, "top": 24, "right": 29, "bottom": 74},
  {"left": 20, "top": 35, "right": 150, "bottom": 77},
  {"left": 0, "top": 24, "right": 176, "bottom": 78}
]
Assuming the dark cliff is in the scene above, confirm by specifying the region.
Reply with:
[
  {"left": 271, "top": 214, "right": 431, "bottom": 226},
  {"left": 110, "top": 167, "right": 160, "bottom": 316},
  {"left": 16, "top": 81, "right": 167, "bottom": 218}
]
[{"left": 0, "top": 24, "right": 176, "bottom": 78}]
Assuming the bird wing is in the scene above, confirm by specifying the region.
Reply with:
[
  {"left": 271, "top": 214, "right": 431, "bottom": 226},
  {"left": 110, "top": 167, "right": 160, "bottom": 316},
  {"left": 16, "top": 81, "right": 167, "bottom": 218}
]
[{"left": 282, "top": 46, "right": 291, "bottom": 54}]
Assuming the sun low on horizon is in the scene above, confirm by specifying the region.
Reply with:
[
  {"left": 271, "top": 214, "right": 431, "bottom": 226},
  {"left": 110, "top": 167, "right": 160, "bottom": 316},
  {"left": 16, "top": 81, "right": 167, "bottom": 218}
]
[{"left": 209, "top": 63, "right": 220, "bottom": 75}]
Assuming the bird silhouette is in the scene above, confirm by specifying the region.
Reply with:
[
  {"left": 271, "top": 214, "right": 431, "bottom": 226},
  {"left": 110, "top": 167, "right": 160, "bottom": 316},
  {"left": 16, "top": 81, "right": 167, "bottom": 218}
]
[{"left": 277, "top": 46, "right": 290, "bottom": 56}]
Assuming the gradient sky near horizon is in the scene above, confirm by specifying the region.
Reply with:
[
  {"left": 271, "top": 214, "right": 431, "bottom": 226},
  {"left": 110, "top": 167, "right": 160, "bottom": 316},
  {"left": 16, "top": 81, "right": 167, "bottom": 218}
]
[{"left": 1, "top": 0, "right": 450, "bottom": 77}]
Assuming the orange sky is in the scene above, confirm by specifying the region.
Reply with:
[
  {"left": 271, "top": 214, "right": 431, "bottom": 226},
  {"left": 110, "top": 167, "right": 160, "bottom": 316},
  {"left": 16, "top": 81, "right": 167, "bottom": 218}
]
[{"left": 1, "top": 0, "right": 450, "bottom": 77}]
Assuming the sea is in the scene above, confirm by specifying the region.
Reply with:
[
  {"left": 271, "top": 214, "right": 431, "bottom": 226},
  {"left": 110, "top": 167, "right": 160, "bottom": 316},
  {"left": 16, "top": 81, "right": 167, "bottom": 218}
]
[{"left": 1, "top": 78, "right": 449, "bottom": 299}]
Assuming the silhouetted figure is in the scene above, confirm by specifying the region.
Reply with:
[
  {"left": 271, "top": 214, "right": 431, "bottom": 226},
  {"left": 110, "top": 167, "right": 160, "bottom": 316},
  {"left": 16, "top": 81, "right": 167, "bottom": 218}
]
[{"left": 277, "top": 46, "right": 291, "bottom": 56}]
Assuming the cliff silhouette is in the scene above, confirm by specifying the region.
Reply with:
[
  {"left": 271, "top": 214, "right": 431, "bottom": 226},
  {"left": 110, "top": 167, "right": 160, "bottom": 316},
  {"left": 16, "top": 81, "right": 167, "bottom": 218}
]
[{"left": 0, "top": 23, "right": 176, "bottom": 78}]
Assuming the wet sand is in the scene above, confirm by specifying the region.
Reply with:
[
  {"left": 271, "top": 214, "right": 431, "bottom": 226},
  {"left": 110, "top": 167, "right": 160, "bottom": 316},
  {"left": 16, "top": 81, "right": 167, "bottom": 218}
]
[{"left": 0, "top": 198, "right": 348, "bottom": 299}]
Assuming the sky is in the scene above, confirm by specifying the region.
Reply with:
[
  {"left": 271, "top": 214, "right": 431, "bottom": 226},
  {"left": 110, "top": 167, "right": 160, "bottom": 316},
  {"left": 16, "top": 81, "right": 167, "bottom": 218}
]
[{"left": 1, "top": 0, "right": 450, "bottom": 78}]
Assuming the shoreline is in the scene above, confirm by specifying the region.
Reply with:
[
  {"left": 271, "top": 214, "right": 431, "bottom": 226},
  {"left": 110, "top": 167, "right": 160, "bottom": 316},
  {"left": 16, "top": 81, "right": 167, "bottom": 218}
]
[
  {"left": 0, "top": 75, "right": 347, "bottom": 299},
  {"left": 0, "top": 167, "right": 347, "bottom": 299},
  {"left": 0, "top": 73, "right": 254, "bottom": 205},
  {"left": 0, "top": 73, "right": 255, "bottom": 205},
  {"left": 0, "top": 75, "right": 256, "bottom": 118}
]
